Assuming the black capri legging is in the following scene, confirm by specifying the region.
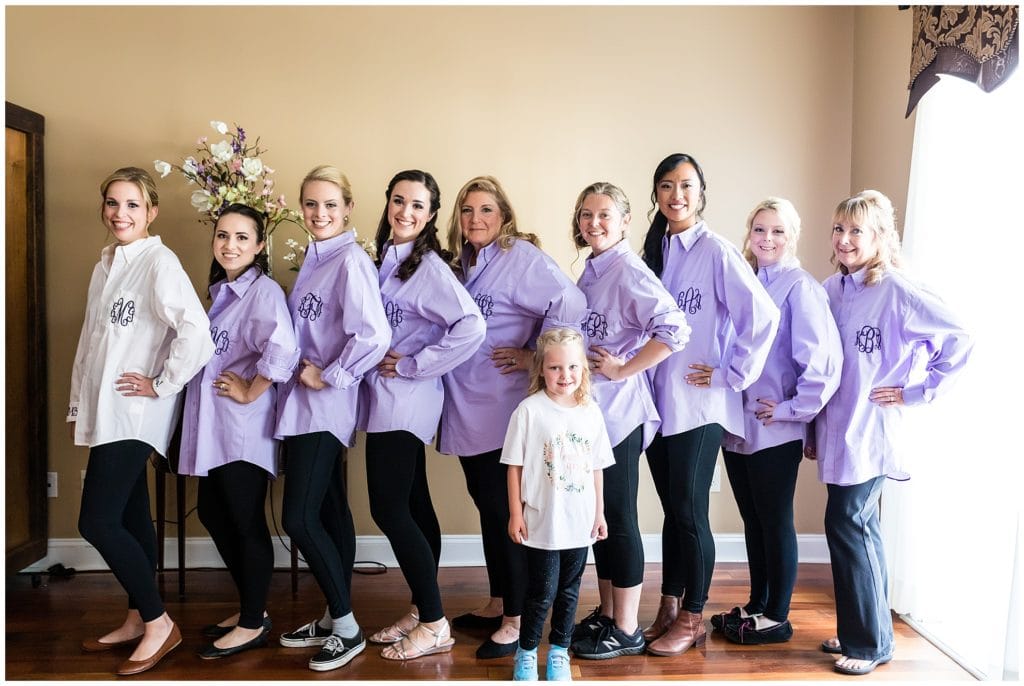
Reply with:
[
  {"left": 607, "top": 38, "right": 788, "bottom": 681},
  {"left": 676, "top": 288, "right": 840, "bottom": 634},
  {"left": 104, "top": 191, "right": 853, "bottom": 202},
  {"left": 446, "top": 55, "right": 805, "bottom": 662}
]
[
  {"left": 459, "top": 449, "right": 527, "bottom": 618},
  {"left": 592, "top": 425, "right": 645, "bottom": 588},
  {"left": 366, "top": 430, "right": 444, "bottom": 622},
  {"left": 645, "top": 424, "right": 724, "bottom": 613},
  {"left": 282, "top": 432, "right": 355, "bottom": 620},
  {"left": 78, "top": 440, "right": 163, "bottom": 622},
  {"left": 197, "top": 460, "right": 274, "bottom": 630}
]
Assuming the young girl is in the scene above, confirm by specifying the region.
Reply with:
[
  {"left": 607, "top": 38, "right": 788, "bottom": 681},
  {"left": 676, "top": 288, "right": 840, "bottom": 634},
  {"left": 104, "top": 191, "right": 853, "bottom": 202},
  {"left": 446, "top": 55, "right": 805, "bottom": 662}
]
[
  {"left": 178, "top": 203, "right": 299, "bottom": 659},
  {"left": 501, "top": 328, "right": 613, "bottom": 681},
  {"left": 716, "top": 198, "right": 842, "bottom": 645},
  {"left": 275, "top": 165, "right": 391, "bottom": 673},
  {"left": 808, "top": 190, "right": 971, "bottom": 675}
]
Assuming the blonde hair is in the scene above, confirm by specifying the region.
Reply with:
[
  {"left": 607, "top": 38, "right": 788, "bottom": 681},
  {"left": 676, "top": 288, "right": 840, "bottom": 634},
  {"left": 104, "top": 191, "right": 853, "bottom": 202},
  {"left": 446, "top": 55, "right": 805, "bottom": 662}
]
[
  {"left": 446, "top": 175, "right": 539, "bottom": 270},
  {"left": 571, "top": 182, "right": 631, "bottom": 249},
  {"left": 100, "top": 167, "right": 158, "bottom": 209},
  {"left": 741, "top": 197, "right": 802, "bottom": 272},
  {"left": 527, "top": 328, "right": 591, "bottom": 405},
  {"left": 300, "top": 164, "right": 354, "bottom": 226},
  {"left": 831, "top": 189, "right": 903, "bottom": 286}
]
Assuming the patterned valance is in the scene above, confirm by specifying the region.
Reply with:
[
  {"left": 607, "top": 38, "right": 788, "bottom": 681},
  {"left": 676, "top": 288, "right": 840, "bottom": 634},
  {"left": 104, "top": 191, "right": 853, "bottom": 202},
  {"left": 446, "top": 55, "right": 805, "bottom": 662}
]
[{"left": 906, "top": 5, "right": 1019, "bottom": 117}]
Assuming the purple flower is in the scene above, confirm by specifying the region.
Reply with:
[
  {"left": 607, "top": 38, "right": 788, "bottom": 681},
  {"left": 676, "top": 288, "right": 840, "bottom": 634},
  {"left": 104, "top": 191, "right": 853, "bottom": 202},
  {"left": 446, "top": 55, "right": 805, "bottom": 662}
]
[{"left": 237, "top": 127, "right": 246, "bottom": 143}]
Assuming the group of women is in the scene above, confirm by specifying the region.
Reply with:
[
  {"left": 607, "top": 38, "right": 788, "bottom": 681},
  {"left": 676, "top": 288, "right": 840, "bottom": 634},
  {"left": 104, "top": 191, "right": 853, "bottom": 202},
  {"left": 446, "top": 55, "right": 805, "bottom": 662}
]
[{"left": 69, "top": 152, "right": 971, "bottom": 678}]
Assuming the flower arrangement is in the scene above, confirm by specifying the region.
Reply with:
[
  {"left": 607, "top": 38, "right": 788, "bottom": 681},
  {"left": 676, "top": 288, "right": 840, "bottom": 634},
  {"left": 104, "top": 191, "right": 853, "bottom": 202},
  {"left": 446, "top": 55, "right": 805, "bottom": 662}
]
[
  {"left": 282, "top": 229, "right": 378, "bottom": 272},
  {"left": 154, "top": 120, "right": 302, "bottom": 236}
]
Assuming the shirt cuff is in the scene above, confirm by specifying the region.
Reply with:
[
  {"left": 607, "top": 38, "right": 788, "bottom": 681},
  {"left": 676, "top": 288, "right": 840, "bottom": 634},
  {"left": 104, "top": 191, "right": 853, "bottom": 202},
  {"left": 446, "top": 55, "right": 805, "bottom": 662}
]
[
  {"left": 257, "top": 348, "right": 300, "bottom": 383},
  {"left": 152, "top": 376, "right": 181, "bottom": 398},
  {"left": 321, "top": 362, "right": 357, "bottom": 390},
  {"left": 901, "top": 385, "right": 927, "bottom": 406},
  {"left": 66, "top": 402, "right": 79, "bottom": 421},
  {"left": 395, "top": 355, "right": 419, "bottom": 378}
]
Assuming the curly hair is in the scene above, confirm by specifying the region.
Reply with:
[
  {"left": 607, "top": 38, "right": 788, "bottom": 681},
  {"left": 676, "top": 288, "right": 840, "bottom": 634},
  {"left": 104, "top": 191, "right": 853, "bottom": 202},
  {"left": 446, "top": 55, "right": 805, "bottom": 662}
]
[
  {"left": 373, "top": 169, "right": 449, "bottom": 281},
  {"left": 446, "top": 175, "right": 539, "bottom": 275},
  {"left": 831, "top": 190, "right": 903, "bottom": 286}
]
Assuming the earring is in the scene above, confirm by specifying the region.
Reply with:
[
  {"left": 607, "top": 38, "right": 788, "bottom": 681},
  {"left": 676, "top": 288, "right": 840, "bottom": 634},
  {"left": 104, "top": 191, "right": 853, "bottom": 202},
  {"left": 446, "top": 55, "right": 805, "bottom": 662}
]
[{"left": 344, "top": 216, "right": 350, "bottom": 224}]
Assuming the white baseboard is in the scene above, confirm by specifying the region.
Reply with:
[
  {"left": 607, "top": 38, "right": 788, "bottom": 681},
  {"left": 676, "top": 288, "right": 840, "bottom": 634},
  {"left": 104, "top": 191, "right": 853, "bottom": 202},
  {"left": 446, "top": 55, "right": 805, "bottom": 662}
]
[{"left": 21, "top": 533, "right": 829, "bottom": 573}]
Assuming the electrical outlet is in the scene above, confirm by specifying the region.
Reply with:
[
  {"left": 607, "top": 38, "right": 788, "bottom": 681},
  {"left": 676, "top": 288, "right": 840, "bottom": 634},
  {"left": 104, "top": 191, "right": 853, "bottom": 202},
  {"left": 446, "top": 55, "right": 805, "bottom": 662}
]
[
  {"left": 710, "top": 463, "right": 721, "bottom": 492},
  {"left": 47, "top": 472, "right": 58, "bottom": 498}
]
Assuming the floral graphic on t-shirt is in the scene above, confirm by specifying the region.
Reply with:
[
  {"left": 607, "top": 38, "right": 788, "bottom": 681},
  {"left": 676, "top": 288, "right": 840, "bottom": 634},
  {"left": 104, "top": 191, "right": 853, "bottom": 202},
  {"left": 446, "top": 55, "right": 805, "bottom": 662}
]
[{"left": 543, "top": 431, "right": 592, "bottom": 494}]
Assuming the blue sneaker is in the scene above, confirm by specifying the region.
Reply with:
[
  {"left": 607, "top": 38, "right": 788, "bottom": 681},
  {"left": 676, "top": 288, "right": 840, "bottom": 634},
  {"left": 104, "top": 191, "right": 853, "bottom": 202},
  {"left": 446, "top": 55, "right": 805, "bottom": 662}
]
[
  {"left": 546, "top": 646, "right": 572, "bottom": 681},
  {"left": 513, "top": 646, "right": 539, "bottom": 681}
]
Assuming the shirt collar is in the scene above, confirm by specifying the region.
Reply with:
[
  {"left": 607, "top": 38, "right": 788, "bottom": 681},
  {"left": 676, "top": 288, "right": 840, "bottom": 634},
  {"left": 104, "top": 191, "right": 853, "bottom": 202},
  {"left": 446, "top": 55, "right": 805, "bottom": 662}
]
[
  {"left": 666, "top": 220, "right": 707, "bottom": 253},
  {"left": 461, "top": 239, "right": 500, "bottom": 275},
  {"left": 757, "top": 261, "right": 784, "bottom": 286},
  {"left": 587, "top": 239, "right": 630, "bottom": 277},
  {"left": 309, "top": 230, "right": 355, "bottom": 262},
  {"left": 102, "top": 235, "right": 161, "bottom": 269},
  {"left": 380, "top": 240, "right": 414, "bottom": 283},
  {"left": 213, "top": 264, "right": 261, "bottom": 301},
  {"left": 845, "top": 266, "right": 870, "bottom": 292}
]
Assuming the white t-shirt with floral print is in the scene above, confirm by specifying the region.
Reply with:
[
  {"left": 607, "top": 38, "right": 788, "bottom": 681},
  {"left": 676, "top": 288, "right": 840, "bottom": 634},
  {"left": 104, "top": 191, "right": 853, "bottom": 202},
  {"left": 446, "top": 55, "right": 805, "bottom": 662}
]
[{"left": 500, "top": 391, "right": 615, "bottom": 551}]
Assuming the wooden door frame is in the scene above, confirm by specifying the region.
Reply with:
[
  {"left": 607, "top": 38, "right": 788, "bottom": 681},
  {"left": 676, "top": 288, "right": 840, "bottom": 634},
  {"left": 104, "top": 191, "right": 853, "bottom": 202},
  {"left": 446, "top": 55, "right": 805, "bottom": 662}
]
[{"left": 6, "top": 101, "right": 49, "bottom": 574}]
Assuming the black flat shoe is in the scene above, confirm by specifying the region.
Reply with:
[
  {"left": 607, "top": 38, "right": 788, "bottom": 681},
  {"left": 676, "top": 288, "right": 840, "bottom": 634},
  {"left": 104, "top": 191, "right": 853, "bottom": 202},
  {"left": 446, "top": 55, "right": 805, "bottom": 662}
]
[
  {"left": 202, "top": 616, "right": 271, "bottom": 639},
  {"left": 452, "top": 612, "right": 504, "bottom": 632},
  {"left": 723, "top": 618, "right": 793, "bottom": 645},
  {"left": 475, "top": 637, "right": 518, "bottom": 659},
  {"left": 198, "top": 626, "right": 270, "bottom": 660}
]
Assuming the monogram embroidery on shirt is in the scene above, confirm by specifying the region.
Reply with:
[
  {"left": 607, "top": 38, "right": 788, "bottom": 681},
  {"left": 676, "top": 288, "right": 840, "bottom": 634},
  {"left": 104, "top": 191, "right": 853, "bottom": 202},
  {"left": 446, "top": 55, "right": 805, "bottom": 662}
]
[
  {"left": 855, "top": 325, "right": 882, "bottom": 354},
  {"left": 384, "top": 301, "right": 404, "bottom": 328},
  {"left": 68, "top": 405, "right": 78, "bottom": 417},
  {"left": 582, "top": 312, "right": 608, "bottom": 340},
  {"left": 298, "top": 292, "right": 324, "bottom": 321},
  {"left": 110, "top": 298, "right": 136, "bottom": 327},
  {"left": 677, "top": 286, "right": 702, "bottom": 315},
  {"left": 475, "top": 293, "right": 494, "bottom": 319},
  {"left": 210, "top": 326, "right": 230, "bottom": 355}
]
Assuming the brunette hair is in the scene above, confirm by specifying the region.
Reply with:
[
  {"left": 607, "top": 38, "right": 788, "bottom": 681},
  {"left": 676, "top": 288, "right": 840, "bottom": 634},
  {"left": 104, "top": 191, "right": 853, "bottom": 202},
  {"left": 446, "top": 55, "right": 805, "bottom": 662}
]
[
  {"left": 831, "top": 189, "right": 903, "bottom": 286},
  {"left": 527, "top": 328, "right": 591, "bottom": 406},
  {"left": 740, "top": 197, "right": 803, "bottom": 272},
  {"left": 571, "top": 182, "right": 631, "bottom": 249},
  {"left": 207, "top": 204, "right": 268, "bottom": 289},
  {"left": 641, "top": 153, "right": 707, "bottom": 277},
  {"left": 100, "top": 166, "right": 159, "bottom": 209},
  {"left": 446, "top": 175, "right": 539, "bottom": 273},
  {"left": 373, "top": 169, "right": 449, "bottom": 281}
]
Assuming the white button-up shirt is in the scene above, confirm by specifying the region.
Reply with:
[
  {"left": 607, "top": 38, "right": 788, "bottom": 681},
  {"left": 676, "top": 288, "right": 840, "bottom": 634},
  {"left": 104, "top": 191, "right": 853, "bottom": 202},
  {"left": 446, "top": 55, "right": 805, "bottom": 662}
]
[{"left": 67, "top": 236, "right": 214, "bottom": 455}]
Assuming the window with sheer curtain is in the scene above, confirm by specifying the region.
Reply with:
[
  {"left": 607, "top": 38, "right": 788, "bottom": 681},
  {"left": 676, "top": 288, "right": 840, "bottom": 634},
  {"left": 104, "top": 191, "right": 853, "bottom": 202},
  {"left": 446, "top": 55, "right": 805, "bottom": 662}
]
[{"left": 881, "top": 71, "right": 1022, "bottom": 681}]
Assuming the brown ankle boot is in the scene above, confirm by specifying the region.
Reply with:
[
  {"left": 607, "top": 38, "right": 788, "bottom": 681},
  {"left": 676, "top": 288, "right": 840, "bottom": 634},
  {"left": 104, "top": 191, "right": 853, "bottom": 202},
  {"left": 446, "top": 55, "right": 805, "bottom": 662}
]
[
  {"left": 646, "top": 609, "right": 706, "bottom": 656},
  {"left": 642, "top": 595, "right": 680, "bottom": 642}
]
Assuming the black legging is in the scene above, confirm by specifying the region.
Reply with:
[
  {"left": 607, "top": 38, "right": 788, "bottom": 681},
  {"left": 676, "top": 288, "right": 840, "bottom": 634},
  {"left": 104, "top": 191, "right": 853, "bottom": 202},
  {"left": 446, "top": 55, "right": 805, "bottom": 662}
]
[
  {"left": 197, "top": 460, "right": 274, "bottom": 630},
  {"left": 645, "top": 424, "right": 723, "bottom": 613},
  {"left": 722, "top": 440, "right": 802, "bottom": 622},
  {"left": 78, "top": 440, "right": 163, "bottom": 622},
  {"left": 282, "top": 432, "right": 355, "bottom": 619},
  {"left": 520, "top": 546, "right": 588, "bottom": 650},
  {"left": 366, "top": 430, "right": 444, "bottom": 622},
  {"left": 592, "top": 425, "right": 644, "bottom": 588},
  {"left": 459, "top": 449, "right": 527, "bottom": 618}
]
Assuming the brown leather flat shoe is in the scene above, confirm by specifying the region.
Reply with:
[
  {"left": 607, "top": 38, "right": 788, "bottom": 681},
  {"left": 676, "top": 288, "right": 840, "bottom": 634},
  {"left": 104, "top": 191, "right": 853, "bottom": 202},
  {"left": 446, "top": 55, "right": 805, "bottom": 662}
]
[
  {"left": 81, "top": 634, "right": 143, "bottom": 652},
  {"left": 647, "top": 609, "right": 706, "bottom": 657},
  {"left": 115, "top": 623, "right": 181, "bottom": 676}
]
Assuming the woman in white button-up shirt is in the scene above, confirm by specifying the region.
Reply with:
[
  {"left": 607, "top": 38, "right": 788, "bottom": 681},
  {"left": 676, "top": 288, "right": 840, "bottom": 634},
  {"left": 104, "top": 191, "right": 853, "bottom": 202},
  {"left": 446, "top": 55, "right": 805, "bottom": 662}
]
[{"left": 69, "top": 167, "right": 213, "bottom": 676}]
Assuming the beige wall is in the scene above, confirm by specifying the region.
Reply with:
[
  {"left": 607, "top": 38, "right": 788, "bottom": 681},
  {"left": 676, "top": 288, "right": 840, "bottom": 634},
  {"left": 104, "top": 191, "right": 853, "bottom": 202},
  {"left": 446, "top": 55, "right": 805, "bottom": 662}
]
[{"left": 5, "top": 5, "right": 910, "bottom": 544}]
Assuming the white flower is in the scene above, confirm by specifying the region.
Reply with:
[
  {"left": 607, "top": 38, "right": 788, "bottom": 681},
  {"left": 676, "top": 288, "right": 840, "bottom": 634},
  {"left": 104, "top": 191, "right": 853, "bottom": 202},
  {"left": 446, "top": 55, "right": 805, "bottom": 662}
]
[
  {"left": 210, "top": 120, "right": 229, "bottom": 135},
  {"left": 153, "top": 160, "right": 172, "bottom": 178},
  {"left": 241, "top": 157, "right": 263, "bottom": 182},
  {"left": 210, "top": 140, "right": 233, "bottom": 163},
  {"left": 183, "top": 156, "right": 199, "bottom": 176},
  {"left": 191, "top": 190, "right": 212, "bottom": 212}
]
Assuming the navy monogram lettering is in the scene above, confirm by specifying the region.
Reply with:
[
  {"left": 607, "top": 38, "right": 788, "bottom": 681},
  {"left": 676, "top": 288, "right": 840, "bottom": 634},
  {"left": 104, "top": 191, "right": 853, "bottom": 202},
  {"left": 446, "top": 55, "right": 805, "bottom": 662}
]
[
  {"left": 677, "top": 286, "right": 702, "bottom": 315},
  {"left": 582, "top": 312, "right": 608, "bottom": 340},
  {"left": 68, "top": 405, "right": 78, "bottom": 417},
  {"left": 210, "top": 326, "right": 230, "bottom": 355},
  {"left": 385, "top": 301, "right": 404, "bottom": 328},
  {"left": 855, "top": 325, "right": 882, "bottom": 354},
  {"left": 475, "top": 293, "right": 494, "bottom": 319},
  {"left": 110, "top": 297, "right": 136, "bottom": 327},
  {"left": 298, "top": 292, "right": 324, "bottom": 321}
]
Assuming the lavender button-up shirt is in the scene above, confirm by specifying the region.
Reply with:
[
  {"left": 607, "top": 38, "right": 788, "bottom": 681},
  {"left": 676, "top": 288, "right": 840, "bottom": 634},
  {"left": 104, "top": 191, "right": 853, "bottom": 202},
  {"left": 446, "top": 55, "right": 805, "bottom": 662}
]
[
  {"left": 439, "top": 238, "right": 587, "bottom": 456},
  {"left": 647, "top": 222, "right": 780, "bottom": 439},
  {"left": 179, "top": 268, "right": 299, "bottom": 477},
  {"left": 577, "top": 240, "right": 690, "bottom": 448},
  {"left": 814, "top": 268, "right": 972, "bottom": 486},
  {"left": 275, "top": 231, "right": 391, "bottom": 447},
  {"left": 358, "top": 242, "right": 485, "bottom": 443},
  {"left": 722, "top": 262, "right": 842, "bottom": 455}
]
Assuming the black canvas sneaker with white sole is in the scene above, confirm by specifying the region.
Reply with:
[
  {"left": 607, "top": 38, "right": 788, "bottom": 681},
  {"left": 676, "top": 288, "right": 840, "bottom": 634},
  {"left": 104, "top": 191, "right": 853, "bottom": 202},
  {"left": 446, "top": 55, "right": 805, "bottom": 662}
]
[
  {"left": 279, "top": 619, "right": 333, "bottom": 648},
  {"left": 308, "top": 631, "right": 366, "bottom": 672}
]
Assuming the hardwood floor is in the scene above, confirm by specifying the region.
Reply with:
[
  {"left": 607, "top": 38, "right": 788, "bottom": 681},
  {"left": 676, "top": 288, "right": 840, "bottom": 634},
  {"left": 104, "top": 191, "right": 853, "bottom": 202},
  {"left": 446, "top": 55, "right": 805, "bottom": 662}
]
[{"left": 5, "top": 563, "right": 971, "bottom": 681}]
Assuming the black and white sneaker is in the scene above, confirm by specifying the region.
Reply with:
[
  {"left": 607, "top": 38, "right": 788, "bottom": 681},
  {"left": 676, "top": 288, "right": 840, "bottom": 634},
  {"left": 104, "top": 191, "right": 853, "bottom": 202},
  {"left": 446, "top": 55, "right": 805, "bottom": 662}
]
[
  {"left": 308, "top": 631, "right": 366, "bottom": 671},
  {"left": 571, "top": 623, "right": 646, "bottom": 660},
  {"left": 570, "top": 606, "right": 612, "bottom": 648},
  {"left": 280, "top": 619, "right": 333, "bottom": 647}
]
